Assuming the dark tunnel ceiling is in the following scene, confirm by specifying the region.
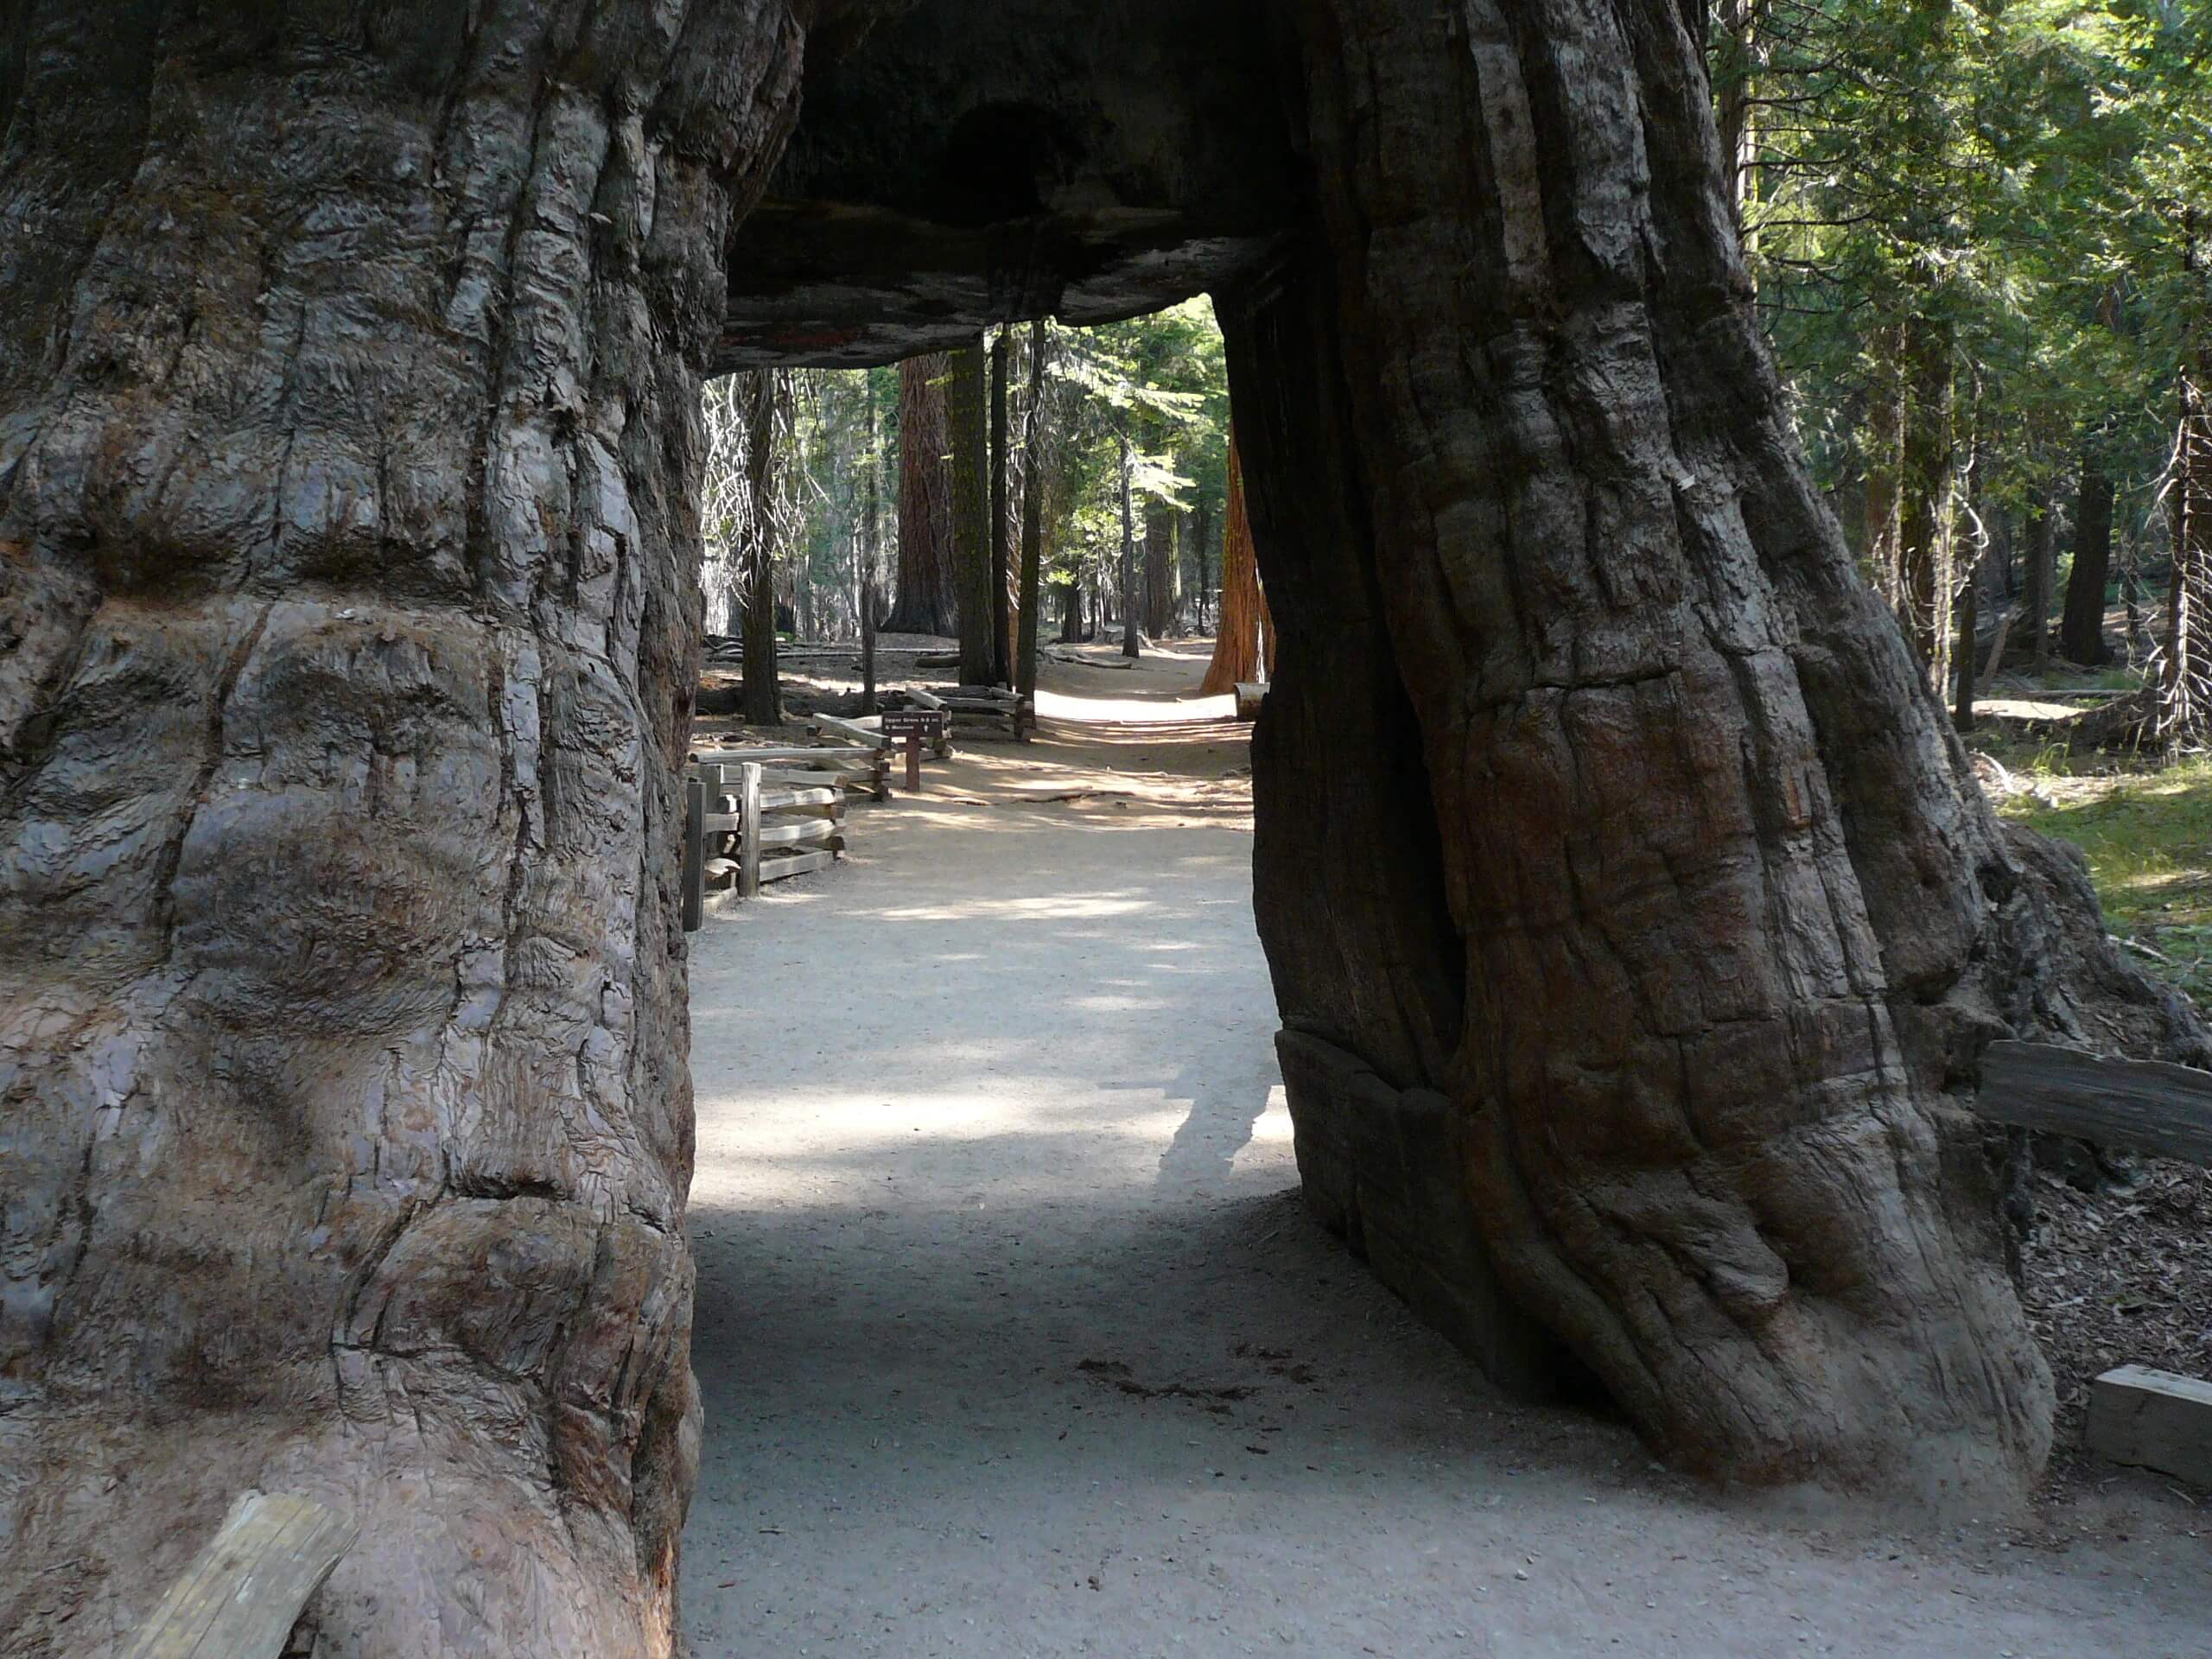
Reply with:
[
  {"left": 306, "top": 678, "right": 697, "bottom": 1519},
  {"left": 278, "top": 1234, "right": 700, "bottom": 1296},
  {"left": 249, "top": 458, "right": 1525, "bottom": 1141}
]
[{"left": 714, "top": 0, "right": 1304, "bottom": 371}]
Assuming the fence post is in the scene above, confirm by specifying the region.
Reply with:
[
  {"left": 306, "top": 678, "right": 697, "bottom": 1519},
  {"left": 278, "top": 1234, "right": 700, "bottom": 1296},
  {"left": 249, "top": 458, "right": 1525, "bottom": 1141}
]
[
  {"left": 740, "top": 762, "right": 763, "bottom": 899},
  {"left": 682, "top": 774, "right": 705, "bottom": 933}
]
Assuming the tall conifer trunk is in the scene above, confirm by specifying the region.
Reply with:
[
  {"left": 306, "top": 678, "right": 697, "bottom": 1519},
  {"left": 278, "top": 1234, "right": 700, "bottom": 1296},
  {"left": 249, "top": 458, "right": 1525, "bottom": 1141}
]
[
  {"left": 2062, "top": 456, "right": 2117, "bottom": 665},
  {"left": 1200, "top": 430, "right": 1273, "bottom": 696},
  {"left": 1229, "top": 0, "right": 2190, "bottom": 1503},
  {"left": 0, "top": 3, "right": 806, "bottom": 1650},
  {"left": 887, "top": 354, "right": 958, "bottom": 635},
  {"left": 950, "top": 341, "right": 995, "bottom": 684},
  {"left": 741, "top": 371, "right": 785, "bottom": 725}
]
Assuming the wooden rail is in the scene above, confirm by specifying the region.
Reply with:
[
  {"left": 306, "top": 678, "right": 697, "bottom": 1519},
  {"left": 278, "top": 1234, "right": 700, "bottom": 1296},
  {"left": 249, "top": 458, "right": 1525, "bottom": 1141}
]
[
  {"left": 922, "top": 684, "right": 1033, "bottom": 742},
  {"left": 1974, "top": 1040, "right": 2212, "bottom": 1166},
  {"left": 123, "top": 1493, "right": 354, "bottom": 1659},
  {"left": 1974, "top": 1041, "right": 2212, "bottom": 1491},
  {"left": 680, "top": 753, "right": 853, "bottom": 925}
]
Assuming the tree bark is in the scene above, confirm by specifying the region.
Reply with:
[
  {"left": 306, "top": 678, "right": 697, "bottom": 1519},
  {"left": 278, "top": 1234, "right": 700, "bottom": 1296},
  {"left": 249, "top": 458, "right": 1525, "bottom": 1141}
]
[
  {"left": 1898, "top": 317, "right": 1956, "bottom": 689},
  {"left": 1117, "top": 435, "right": 1141, "bottom": 659},
  {"left": 2024, "top": 480, "right": 2056, "bottom": 670},
  {"left": 2061, "top": 455, "right": 2116, "bottom": 666},
  {"left": 1143, "top": 503, "right": 1179, "bottom": 638},
  {"left": 950, "top": 341, "right": 995, "bottom": 685},
  {"left": 0, "top": 3, "right": 805, "bottom": 1651},
  {"left": 1710, "top": 0, "right": 1764, "bottom": 248},
  {"left": 1955, "top": 544, "right": 1980, "bottom": 732},
  {"left": 887, "top": 353, "right": 957, "bottom": 635},
  {"left": 1200, "top": 431, "right": 1274, "bottom": 696},
  {"left": 1863, "top": 342, "right": 1904, "bottom": 606},
  {"left": 741, "top": 371, "right": 785, "bottom": 726},
  {"left": 2162, "top": 305, "right": 2212, "bottom": 742},
  {"left": 1237, "top": 0, "right": 2185, "bottom": 1506},
  {"left": 990, "top": 328, "right": 1013, "bottom": 687},
  {"left": 1017, "top": 321, "right": 1050, "bottom": 708},
  {"left": 1192, "top": 497, "right": 1216, "bottom": 631}
]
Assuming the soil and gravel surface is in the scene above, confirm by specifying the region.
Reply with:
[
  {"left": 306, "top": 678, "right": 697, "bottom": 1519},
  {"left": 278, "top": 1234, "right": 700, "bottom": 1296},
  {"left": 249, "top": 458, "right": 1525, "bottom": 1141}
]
[{"left": 682, "top": 643, "right": 2211, "bottom": 1658}]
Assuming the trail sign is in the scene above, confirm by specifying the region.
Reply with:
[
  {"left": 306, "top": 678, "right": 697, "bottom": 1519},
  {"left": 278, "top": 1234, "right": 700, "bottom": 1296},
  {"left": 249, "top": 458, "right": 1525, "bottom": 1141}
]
[
  {"left": 880, "top": 707, "right": 946, "bottom": 792},
  {"left": 880, "top": 709, "right": 946, "bottom": 741}
]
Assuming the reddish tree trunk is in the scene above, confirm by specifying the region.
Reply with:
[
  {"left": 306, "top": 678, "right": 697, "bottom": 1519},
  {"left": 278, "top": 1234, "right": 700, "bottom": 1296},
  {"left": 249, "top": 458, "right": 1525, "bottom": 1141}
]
[
  {"left": 887, "top": 353, "right": 957, "bottom": 635},
  {"left": 950, "top": 341, "right": 995, "bottom": 685},
  {"left": 1199, "top": 432, "right": 1274, "bottom": 696}
]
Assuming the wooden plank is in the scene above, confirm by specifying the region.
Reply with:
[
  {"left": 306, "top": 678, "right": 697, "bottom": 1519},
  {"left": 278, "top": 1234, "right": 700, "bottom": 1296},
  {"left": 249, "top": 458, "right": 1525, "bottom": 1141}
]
[
  {"left": 700, "top": 760, "right": 726, "bottom": 844},
  {"left": 903, "top": 688, "right": 955, "bottom": 756},
  {"left": 1975, "top": 1040, "right": 2212, "bottom": 1166},
  {"left": 2085, "top": 1365, "right": 2212, "bottom": 1487},
  {"left": 682, "top": 776, "right": 706, "bottom": 933},
  {"left": 759, "top": 847, "right": 837, "bottom": 883},
  {"left": 758, "top": 786, "right": 841, "bottom": 811},
  {"left": 691, "top": 746, "right": 872, "bottom": 769},
  {"left": 739, "top": 763, "right": 762, "bottom": 899},
  {"left": 123, "top": 1492, "right": 355, "bottom": 1659},
  {"left": 811, "top": 714, "right": 889, "bottom": 749},
  {"left": 757, "top": 816, "right": 838, "bottom": 848}
]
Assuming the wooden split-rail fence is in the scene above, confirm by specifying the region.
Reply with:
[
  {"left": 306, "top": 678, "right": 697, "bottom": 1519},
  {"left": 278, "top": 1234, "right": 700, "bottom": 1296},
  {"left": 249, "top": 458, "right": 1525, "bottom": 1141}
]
[
  {"left": 1972, "top": 1039, "right": 2212, "bottom": 1489},
  {"left": 680, "top": 743, "right": 883, "bottom": 928}
]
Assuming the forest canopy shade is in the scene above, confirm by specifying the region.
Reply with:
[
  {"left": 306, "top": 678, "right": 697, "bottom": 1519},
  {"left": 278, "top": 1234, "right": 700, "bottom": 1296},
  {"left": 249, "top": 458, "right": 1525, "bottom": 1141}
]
[{"left": 0, "top": 3, "right": 2201, "bottom": 1656}]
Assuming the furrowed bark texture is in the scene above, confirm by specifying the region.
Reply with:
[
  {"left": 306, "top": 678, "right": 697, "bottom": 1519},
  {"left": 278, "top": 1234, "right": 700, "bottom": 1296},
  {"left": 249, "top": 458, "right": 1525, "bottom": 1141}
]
[
  {"left": 887, "top": 353, "right": 957, "bottom": 636},
  {"left": 949, "top": 343, "right": 993, "bottom": 684},
  {"left": 1259, "top": 0, "right": 2154, "bottom": 1501},
  {"left": 1198, "top": 430, "right": 1274, "bottom": 697},
  {"left": 1222, "top": 264, "right": 1573, "bottom": 1396},
  {"left": 0, "top": 3, "right": 804, "bottom": 1653}
]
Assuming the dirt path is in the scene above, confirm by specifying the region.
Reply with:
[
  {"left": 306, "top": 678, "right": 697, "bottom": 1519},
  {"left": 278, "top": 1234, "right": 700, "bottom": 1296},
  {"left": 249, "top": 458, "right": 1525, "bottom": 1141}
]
[{"left": 682, "top": 658, "right": 2209, "bottom": 1658}]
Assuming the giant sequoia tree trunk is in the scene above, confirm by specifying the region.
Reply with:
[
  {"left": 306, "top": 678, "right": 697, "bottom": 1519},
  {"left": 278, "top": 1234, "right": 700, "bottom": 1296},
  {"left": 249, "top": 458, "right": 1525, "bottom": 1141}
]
[
  {"left": 9, "top": 10, "right": 2207, "bottom": 1652},
  {"left": 0, "top": 3, "right": 804, "bottom": 1653},
  {"left": 949, "top": 341, "right": 995, "bottom": 684},
  {"left": 1231, "top": 0, "right": 2194, "bottom": 1506},
  {"left": 887, "top": 353, "right": 957, "bottom": 634}
]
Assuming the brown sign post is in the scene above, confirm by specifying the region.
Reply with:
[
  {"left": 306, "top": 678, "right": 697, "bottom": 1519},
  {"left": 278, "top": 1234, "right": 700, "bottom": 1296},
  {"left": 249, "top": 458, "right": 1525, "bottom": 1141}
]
[{"left": 880, "top": 708, "right": 947, "bottom": 792}]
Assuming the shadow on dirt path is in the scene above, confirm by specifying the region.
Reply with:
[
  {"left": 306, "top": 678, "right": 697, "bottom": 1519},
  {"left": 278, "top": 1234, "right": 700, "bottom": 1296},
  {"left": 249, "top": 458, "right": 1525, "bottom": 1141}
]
[{"left": 682, "top": 687, "right": 2212, "bottom": 1659}]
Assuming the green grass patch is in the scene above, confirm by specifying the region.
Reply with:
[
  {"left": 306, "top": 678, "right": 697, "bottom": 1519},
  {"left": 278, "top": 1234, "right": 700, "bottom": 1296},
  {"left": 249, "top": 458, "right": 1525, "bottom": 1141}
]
[{"left": 1995, "top": 757, "right": 2212, "bottom": 1004}]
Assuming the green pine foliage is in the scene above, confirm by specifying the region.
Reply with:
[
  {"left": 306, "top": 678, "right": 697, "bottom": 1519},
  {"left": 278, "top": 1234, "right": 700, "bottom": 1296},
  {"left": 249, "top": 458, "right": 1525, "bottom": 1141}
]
[{"left": 1736, "top": 0, "right": 2211, "bottom": 544}]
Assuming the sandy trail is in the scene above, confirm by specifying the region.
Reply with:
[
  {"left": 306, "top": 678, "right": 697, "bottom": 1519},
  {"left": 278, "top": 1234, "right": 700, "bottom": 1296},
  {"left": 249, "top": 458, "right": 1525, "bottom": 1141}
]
[{"left": 682, "top": 654, "right": 2209, "bottom": 1658}]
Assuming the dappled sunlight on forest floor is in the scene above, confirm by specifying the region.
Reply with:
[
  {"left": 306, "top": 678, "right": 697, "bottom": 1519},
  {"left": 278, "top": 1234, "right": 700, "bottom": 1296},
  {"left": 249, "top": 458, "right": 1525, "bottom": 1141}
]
[{"left": 675, "top": 646, "right": 2212, "bottom": 1658}]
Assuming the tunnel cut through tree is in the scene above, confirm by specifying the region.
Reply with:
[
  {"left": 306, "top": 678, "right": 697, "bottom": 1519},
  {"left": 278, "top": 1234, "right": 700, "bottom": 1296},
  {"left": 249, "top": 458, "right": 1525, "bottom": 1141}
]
[{"left": 3, "top": 2, "right": 2206, "bottom": 1655}]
